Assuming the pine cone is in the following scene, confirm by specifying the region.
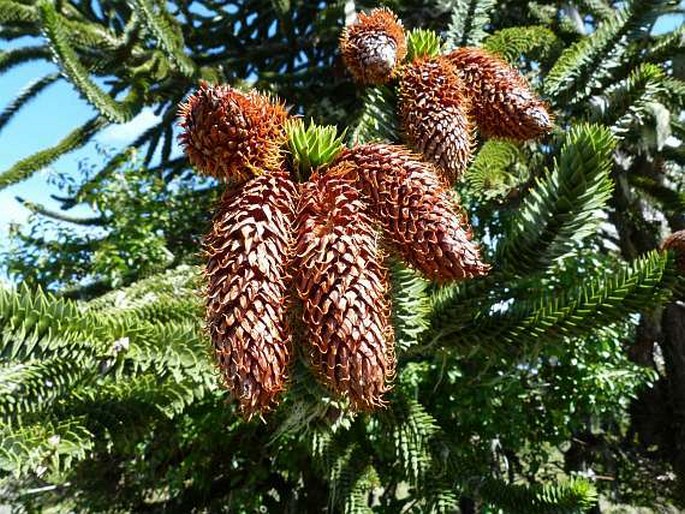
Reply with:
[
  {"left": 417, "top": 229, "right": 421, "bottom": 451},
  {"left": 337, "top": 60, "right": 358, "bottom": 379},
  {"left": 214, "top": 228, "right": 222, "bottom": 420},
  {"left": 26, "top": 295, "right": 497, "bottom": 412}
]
[
  {"left": 398, "top": 56, "right": 475, "bottom": 183},
  {"left": 339, "top": 8, "right": 407, "bottom": 85},
  {"left": 204, "top": 169, "right": 298, "bottom": 418},
  {"left": 294, "top": 167, "right": 395, "bottom": 410},
  {"left": 178, "top": 82, "right": 288, "bottom": 184},
  {"left": 662, "top": 230, "right": 685, "bottom": 273},
  {"left": 446, "top": 47, "right": 553, "bottom": 141},
  {"left": 334, "top": 144, "right": 489, "bottom": 282}
]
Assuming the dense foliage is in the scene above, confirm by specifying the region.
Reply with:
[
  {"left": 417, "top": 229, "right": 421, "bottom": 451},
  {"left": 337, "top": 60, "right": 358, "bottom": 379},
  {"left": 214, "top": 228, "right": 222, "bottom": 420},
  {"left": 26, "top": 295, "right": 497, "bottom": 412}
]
[{"left": 1, "top": 0, "right": 684, "bottom": 512}]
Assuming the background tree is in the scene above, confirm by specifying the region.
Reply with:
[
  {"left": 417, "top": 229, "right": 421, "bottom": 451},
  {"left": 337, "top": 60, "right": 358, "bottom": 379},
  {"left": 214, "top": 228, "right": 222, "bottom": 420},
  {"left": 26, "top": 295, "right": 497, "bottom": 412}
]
[{"left": 0, "top": 0, "right": 684, "bottom": 512}]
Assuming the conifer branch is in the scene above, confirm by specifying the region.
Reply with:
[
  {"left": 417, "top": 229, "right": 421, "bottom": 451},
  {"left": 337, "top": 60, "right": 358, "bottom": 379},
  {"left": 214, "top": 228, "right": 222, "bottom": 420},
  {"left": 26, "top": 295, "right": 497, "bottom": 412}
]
[
  {"left": 442, "top": 0, "right": 496, "bottom": 49},
  {"left": 647, "top": 24, "right": 685, "bottom": 64},
  {"left": 545, "top": 0, "right": 675, "bottom": 104},
  {"left": 435, "top": 250, "right": 677, "bottom": 351},
  {"left": 480, "top": 477, "right": 598, "bottom": 513},
  {"left": 130, "top": 0, "right": 195, "bottom": 78},
  {"left": 497, "top": 124, "right": 615, "bottom": 274},
  {"left": 386, "top": 396, "right": 439, "bottom": 484},
  {"left": 0, "top": 73, "right": 60, "bottom": 135},
  {"left": 0, "top": 0, "right": 38, "bottom": 24},
  {"left": 0, "top": 46, "right": 52, "bottom": 74},
  {"left": 38, "top": 0, "right": 133, "bottom": 123},
  {"left": 15, "top": 196, "right": 106, "bottom": 226},
  {"left": 391, "top": 262, "right": 431, "bottom": 352},
  {"left": 591, "top": 62, "right": 666, "bottom": 133},
  {"left": 0, "top": 356, "right": 97, "bottom": 424},
  {"left": 350, "top": 86, "right": 398, "bottom": 145},
  {"left": 0, "top": 284, "right": 87, "bottom": 363},
  {"left": 483, "top": 26, "right": 559, "bottom": 64},
  {"left": 465, "top": 140, "right": 525, "bottom": 200},
  {"left": 0, "top": 418, "right": 94, "bottom": 479},
  {"left": 0, "top": 116, "right": 108, "bottom": 191}
]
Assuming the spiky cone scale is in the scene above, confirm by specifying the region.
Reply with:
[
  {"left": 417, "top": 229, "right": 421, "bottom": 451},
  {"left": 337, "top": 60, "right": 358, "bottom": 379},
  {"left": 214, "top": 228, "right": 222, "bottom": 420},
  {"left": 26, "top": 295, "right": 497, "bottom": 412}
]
[
  {"left": 333, "top": 144, "right": 490, "bottom": 282},
  {"left": 339, "top": 8, "right": 407, "bottom": 85},
  {"left": 294, "top": 168, "right": 395, "bottom": 410},
  {"left": 398, "top": 56, "right": 475, "bottom": 183},
  {"left": 663, "top": 230, "right": 685, "bottom": 273},
  {"left": 204, "top": 169, "right": 298, "bottom": 418},
  {"left": 178, "top": 82, "right": 288, "bottom": 185},
  {"left": 446, "top": 47, "right": 553, "bottom": 141}
]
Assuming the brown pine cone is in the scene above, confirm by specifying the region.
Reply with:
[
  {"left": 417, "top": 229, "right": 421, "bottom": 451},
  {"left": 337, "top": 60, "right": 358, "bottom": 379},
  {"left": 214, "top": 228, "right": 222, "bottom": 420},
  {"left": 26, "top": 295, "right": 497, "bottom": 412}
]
[
  {"left": 662, "top": 230, "right": 685, "bottom": 273},
  {"left": 178, "top": 82, "right": 288, "bottom": 185},
  {"left": 334, "top": 144, "right": 489, "bottom": 282},
  {"left": 204, "top": 169, "right": 298, "bottom": 418},
  {"left": 339, "top": 8, "right": 407, "bottom": 85},
  {"left": 446, "top": 47, "right": 553, "bottom": 141},
  {"left": 398, "top": 56, "right": 475, "bottom": 183},
  {"left": 294, "top": 167, "right": 395, "bottom": 410}
]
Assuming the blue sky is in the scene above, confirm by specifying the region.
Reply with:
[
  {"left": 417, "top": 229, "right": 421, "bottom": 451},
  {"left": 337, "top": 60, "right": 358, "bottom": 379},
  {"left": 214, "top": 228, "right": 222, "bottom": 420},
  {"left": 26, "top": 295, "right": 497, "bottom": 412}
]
[
  {"left": 0, "top": 38, "right": 161, "bottom": 247},
  {"left": 0, "top": 7, "right": 682, "bottom": 255}
]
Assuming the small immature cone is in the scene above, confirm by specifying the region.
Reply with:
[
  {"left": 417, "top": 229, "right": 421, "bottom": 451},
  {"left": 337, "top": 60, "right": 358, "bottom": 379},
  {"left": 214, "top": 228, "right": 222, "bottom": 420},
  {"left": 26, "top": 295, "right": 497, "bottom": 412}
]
[
  {"left": 339, "top": 8, "right": 407, "bottom": 85},
  {"left": 204, "top": 170, "right": 298, "bottom": 418},
  {"left": 178, "top": 82, "right": 288, "bottom": 184},
  {"left": 294, "top": 168, "right": 395, "bottom": 410},
  {"left": 662, "top": 230, "right": 685, "bottom": 273},
  {"left": 446, "top": 47, "right": 553, "bottom": 141},
  {"left": 398, "top": 56, "right": 475, "bottom": 183},
  {"left": 334, "top": 144, "right": 489, "bottom": 282}
]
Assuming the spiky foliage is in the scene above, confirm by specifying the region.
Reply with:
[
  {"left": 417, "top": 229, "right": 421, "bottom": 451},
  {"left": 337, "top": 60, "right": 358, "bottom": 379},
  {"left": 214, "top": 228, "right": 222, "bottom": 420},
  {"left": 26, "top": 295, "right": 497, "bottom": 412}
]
[
  {"left": 335, "top": 144, "right": 489, "bottom": 282},
  {"left": 349, "top": 85, "right": 398, "bottom": 145},
  {"left": 398, "top": 56, "right": 474, "bottom": 183},
  {"left": 544, "top": 0, "right": 675, "bottom": 105},
  {"left": 447, "top": 47, "right": 554, "bottom": 140},
  {"left": 465, "top": 139, "right": 526, "bottom": 201},
  {"left": 406, "top": 28, "right": 442, "bottom": 62},
  {"left": 285, "top": 118, "right": 346, "bottom": 178},
  {"left": 0, "top": 268, "right": 216, "bottom": 483},
  {"left": 0, "top": 116, "right": 108, "bottom": 190},
  {"left": 178, "top": 83, "right": 288, "bottom": 184},
  {"left": 0, "top": 73, "right": 60, "bottom": 135},
  {"left": 294, "top": 168, "right": 395, "bottom": 410},
  {"left": 339, "top": 7, "right": 407, "bottom": 85},
  {"left": 497, "top": 124, "right": 615, "bottom": 274},
  {"left": 483, "top": 25, "right": 560, "bottom": 64},
  {"left": 204, "top": 170, "right": 298, "bottom": 417},
  {"left": 37, "top": 0, "right": 134, "bottom": 124},
  {"left": 481, "top": 477, "right": 599, "bottom": 514},
  {"left": 441, "top": 0, "right": 497, "bottom": 48},
  {"left": 433, "top": 250, "right": 681, "bottom": 349},
  {"left": 390, "top": 262, "right": 431, "bottom": 351}
]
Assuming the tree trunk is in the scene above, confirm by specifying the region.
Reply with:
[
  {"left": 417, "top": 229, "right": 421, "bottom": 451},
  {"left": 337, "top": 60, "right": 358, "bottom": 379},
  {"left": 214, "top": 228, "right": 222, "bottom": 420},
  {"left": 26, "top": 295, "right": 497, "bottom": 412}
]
[{"left": 662, "top": 302, "right": 685, "bottom": 501}]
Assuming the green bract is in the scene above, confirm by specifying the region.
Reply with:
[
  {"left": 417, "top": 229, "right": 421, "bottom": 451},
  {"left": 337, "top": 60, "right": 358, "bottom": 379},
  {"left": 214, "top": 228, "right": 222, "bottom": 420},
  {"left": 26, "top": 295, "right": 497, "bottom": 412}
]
[
  {"left": 285, "top": 118, "right": 346, "bottom": 179},
  {"left": 406, "top": 28, "right": 442, "bottom": 62}
]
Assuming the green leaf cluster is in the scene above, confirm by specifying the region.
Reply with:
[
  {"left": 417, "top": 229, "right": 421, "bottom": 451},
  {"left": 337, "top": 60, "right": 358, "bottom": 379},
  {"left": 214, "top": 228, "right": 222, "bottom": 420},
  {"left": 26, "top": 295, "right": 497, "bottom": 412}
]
[{"left": 286, "top": 118, "right": 346, "bottom": 178}]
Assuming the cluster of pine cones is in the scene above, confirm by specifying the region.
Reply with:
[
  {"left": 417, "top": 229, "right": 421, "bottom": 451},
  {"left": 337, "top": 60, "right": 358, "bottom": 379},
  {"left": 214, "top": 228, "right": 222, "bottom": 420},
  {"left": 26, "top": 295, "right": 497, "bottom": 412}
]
[{"left": 178, "top": 8, "right": 552, "bottom": 418}]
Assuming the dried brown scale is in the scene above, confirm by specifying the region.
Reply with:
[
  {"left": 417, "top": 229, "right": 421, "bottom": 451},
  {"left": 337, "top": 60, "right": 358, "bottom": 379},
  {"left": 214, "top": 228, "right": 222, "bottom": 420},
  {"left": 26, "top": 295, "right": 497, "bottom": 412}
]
[
  {"left": 663, "top": 230, "right": 685, "bottom": 273},
  {"left": 340, "top": 8, "right": 407, "bottom": 85},
  {"left": 398, "top": 57, "right": 475, "bottom": 183},
  {"left": 204, "top": 169, "right": 298, "bottom": 418},
  {"left": 294, "top": 168, "right": 395, "bottom": 410},
  {"left": 446, "top": 47, "right": 553, "bottom": 141},
  {"left": 334, "top": 144, "right": 490, "bottom": 282},
  {"left": 178, "top": 82, "right": 288, "bottom": 184}
]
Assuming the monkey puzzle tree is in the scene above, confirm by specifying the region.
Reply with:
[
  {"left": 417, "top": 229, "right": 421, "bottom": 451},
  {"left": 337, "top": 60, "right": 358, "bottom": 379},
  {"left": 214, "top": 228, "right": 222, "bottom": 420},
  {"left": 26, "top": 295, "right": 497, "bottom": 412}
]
[{"left": 1, "top": 0, "right": 684, "bottom": 512}]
